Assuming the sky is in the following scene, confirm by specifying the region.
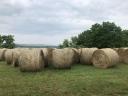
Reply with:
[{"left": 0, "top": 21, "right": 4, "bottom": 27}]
[{"left": 0, "top": 0, "right": 128, "bottom": 45}]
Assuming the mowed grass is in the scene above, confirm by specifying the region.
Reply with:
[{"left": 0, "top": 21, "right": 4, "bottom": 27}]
[{"left": 0, "top": 62, "right": 128, "bottom": 96}]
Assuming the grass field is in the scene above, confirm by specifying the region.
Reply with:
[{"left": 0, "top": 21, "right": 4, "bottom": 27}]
[{"left": 0, "top": 62, "right": 128, "bottom": 96}]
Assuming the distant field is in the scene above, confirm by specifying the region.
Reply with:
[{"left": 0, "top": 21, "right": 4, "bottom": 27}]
[
  {"left": 0, "top": 62, "right": 128, "bottom": 96},
  {"left": 15, "top": 44, "right": 58, "bottom": 48}
]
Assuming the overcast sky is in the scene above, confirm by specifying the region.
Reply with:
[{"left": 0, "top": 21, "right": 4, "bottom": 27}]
[{"left": 0, "top": 0, "right": 128, "bottom": 45}]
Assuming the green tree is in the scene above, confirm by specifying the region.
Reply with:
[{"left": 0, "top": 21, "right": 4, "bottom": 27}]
[
  {"left": 58, "top": 44, "right": 63, "bottom": 48},
  {"left": 122, "top": 30, "right": 128, "bottom": 46},
  {"left": 60, "top": 21, "right": 127, "bottom": 48},
  {"left": 59, "top": 39, "right": 70, "bottom": 48},
  {"left": 0, "top": 35, "right": 2, "bottom": 48},
  {"left": 86, "top": 22, "right": 123, "bottom": 48},
  {"left": 70, "top": 36, "right": 79, "bottom": 48},
  {"left": 77, "top": 30, "right": 91, "bottom": 47},
  {"left": 2, "top": 35, "right": 15, "bottom": 49},
  {"left": 76, "top": 22, "right": 124, "bottom": 48}
]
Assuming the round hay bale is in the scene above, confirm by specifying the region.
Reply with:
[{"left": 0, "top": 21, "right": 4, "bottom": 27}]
[
  {"left": 122, "top": 49, "right": 128, "bottom": 64},
  {"left": 80, "top": 48, "right": 98, "bottom": 65},
  {"left": 12, "top": 49, "right": 21, "bottom": 67},
  {"left": 47, "top": 48, "right": 55, "bottom": 65},
  {"left": 5, "top": 49, "right": 13, "bottom": 64},
  {"left": 112, "top": 48, "right": 119, "bottom": 52},
  {"left": 52, "top": 48, "right": 75, "bottom": 69},
  {"left": 0, "top": 48, "right": 7, "bottom": 61},
  {"left": 41, "top": 48, "right": 48, "bottom": 66},
  {"left": 71, "top": 48, "right": 80, "bottom": 64},
  {"left": 92, "top": 48, "right": 119, "bottom": 69},
  {"left": 41, "top": 48, "right": 54, "bottom": 67},
  {"left": 12, "top": 48, "right": 33, "bottom": 67},
  {"left": 116, "top": 48, "right": 127, "bottom": 63},
  {"left": 19, "top": 49, "right": 45, "bottom": 72},
  {"left": 14, "top": 48, "right": 32, "bottom": 52}
]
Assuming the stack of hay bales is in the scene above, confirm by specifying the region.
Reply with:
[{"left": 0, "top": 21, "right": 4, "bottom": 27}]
[
  {"left": 79, "top": 48, "right": 98, "bottom": 65},
  {"left": 0, "top": 47, "right": 124, "bottom": 71},
  {"left": 5, "top": 49, "right": 13, "bottom": 64},
  {"left": 19, "top": 49, "right": 45, "bottom": 72},
  {"left": 0, "top": 48, "right": 7, "bottom": 61},
  {"left": 52, "top": 48, "right": 77, "bottom": 69},
  {"left": 92, "top": 48, "right": 119, "bottom": 68}
]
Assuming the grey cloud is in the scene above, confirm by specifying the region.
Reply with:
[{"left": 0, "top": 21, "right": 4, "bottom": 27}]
[
  {"left": 0, "top": 0, "right": 27, "bottom": 16},
  {"left": 0, "top": 0, "right": 128, "bottom": 44},
  {"left": 0, "top": 5, "right": 22, "bottom": 16}
]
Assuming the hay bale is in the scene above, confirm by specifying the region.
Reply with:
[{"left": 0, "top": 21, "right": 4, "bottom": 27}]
[
  {"left": 5, "top": 49, "right": 13, "bottom": 64},
  {"left": 112, "top": 48, "right": 119, "bottom": 52},
  {"left": 122, "top": 49, "right": 128, "bottom": 64},
  {"left": 72, "top": 48, "right": 80, "bottom": 64},
  {"left": 41, "top": 48, "right": 48, "bottom": 66},
  {"left": 41, "top": 48, "right": 54, "bottom": 67},
  {"left": 12, "top": 49, "right": 21, "bottom": 67},
  {"left": 116, "top": 48, "right": 127, "bottom": 63},
  {"left": 80, "top": 48, "right": 98, "bottom": 65},
  {"left": 12, "top": 48, "right": 33, "bottom": 67},
  {"left": 0, "top": 48, "right": 7, "bottom": 61},
  {"left": 19, "top": 49, "right": 45, "bottom": 72},
  {"left": 52, "top": 48, "right": 75, "bottom": 69},
  {"left": 47, "top": 48, "right": 56, "bottom": 65},
  {"left": 92, "top": 48, "right": 119, "bottom": 68}
]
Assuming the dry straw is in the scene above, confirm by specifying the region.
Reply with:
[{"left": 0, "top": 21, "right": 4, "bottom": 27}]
[
  {"left": 79, "top": 48, "right": 98, "bottom": 65},
  {"left": 52, "top": 48, "right": 76, "bottom": 69},
  {"left": 115, "top": 48, "right": 128, "bottom": 63},
  {"left": 12, "top": 48, "right": 32, "bottom": 67},
  {"left": 41, "top": 48, "right": 48, "bottom": 66},
  {"left": 72, "top": 48, "right": 80, "bottom": 64},
  {"left": 19, "top": 49, "right": 45, "bottom": 72},
  {"left": 112, "top": 48, "right": 119, "bottom": 52},
  {"left": 12, "top": 49, "right": 21, "bottom": 67},
  {"left": 0, "top": 48, "right": 7, "bottom": 61},
  {"left": 5, "top": 49, "right": 13, "bottom": 64},
  {"left": 122, "top": 48, "right": 128, "bottom": 64},
  {"left": 41, "top": 48, "right": 54, "bottom": 67},
  {"left": 92, "top": 48, "right": 119, "bottom": 68}
]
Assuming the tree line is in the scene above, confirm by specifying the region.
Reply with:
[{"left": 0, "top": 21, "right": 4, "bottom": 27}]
[
  {"left": 0, "top": 35, "right": 15, "bottom": 49},
  {"left": 59, "top": 22, "right": 128, "bottom": 48}
]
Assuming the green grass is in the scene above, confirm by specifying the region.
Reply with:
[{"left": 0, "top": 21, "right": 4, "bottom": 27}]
[{"left": 0, "top": 62, "right": 128, "bottom": 96}]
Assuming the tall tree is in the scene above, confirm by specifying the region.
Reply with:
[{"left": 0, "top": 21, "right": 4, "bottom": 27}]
[
  {"left": 70, "top": 36, "right": 79, "bottom": 48},
  {"left": 59, "top": 39, "right": 70, "bottom": 48},
  {"left": 122, "top": 30, "right": 128, "bottom": 47},
  {"left": 60, "top": 22, "right": 127, "bottom": 48},
  {"left": 77, "top": 30, "right": 91, "bottom": 47},
  {"left": 2, "top": 35, "right": 15, "bottom": 48},
  {"left": 85, "top": 22, "right": 123, "bottom": 48},
  {"left": 0, "top": 35, "right": 2, "bottom": 48}
]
